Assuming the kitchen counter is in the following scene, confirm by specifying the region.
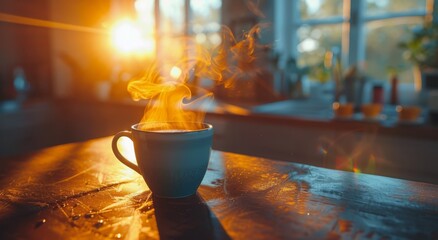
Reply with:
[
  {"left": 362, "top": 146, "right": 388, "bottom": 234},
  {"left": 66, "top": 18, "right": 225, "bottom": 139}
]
[
  {"left": 2, "top": 98, "right": 438, "bottom": 184},
  {"left": 251, "top": 99, "right": 438, "bottom": 140},
  {"left": 0, "top": 137, "right": 437, "bottom": 239}
]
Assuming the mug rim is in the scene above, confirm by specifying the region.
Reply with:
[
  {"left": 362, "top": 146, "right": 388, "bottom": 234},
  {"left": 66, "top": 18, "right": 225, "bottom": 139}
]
[{"left": 131, "top": 122, "right": 213, "bottom": 134}]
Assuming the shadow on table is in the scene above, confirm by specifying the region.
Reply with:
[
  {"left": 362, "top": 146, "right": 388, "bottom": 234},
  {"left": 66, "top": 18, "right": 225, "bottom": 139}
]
[{"left": 153, "top": 193, "right": 230, "bottom": 240}]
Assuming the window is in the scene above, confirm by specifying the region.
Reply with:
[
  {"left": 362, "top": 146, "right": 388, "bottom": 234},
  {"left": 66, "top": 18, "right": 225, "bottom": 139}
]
[
  {"left": 189, "top": 0, "right": 222, "bottom": 48},
  {"left": 275, "top": 0, "right": 435, "bottom": 84},
  {"left": 364, "top": 0, "right": 429, "bottom": 83},
  {"left": 133, "top": 0, "right": 222, "bottom": 58}
]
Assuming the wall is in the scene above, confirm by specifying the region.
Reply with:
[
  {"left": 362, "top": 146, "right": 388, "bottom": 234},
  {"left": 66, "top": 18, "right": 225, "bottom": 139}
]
[
  {"left": 49, "top": 0, "right": 113, "bottom": 98},
  {"left": 0, "top": 0, "right": 52, "bottom": 100}
]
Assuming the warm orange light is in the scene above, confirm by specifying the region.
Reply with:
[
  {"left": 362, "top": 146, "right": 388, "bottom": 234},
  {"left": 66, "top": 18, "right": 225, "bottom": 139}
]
[
  {"left": 117, "top": 136, "right": 137, "bottom": 164},
  {"left": 111, "top": 19, "right": 155, "bottom": 55},
  {"left": 353, "top": 167, "right": 361, "bottom": 174}
]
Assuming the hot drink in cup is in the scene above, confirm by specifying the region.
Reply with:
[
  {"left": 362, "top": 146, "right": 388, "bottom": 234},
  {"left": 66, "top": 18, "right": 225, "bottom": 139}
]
[{"left": 112, "top": 122, "right": 213, "bottom": 198}]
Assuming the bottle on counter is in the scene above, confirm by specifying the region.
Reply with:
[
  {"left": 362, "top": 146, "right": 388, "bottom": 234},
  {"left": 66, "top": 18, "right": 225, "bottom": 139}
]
[
  {"left": 390, "top": 73, "right": 399, "bottom": 105},
  {"left": 372, "top": 85, "right": 384, "bottom": 104}
]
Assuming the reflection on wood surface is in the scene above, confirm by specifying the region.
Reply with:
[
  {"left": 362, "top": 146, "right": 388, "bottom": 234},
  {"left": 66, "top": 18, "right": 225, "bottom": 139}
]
[{"left": 0, "top": 137, "right": 437, "bottom": 239}]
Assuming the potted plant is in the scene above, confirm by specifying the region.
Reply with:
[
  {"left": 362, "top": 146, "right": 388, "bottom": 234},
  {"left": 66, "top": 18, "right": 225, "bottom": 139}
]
[
  {"left": 399, "top": 22, "right": 438, "bottom": 121},
  {"left": 399, "top": 23, "right": 438, "bottom": 90}
]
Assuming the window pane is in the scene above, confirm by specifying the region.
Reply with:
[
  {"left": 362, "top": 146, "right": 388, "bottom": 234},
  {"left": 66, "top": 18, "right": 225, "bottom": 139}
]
[
  {"left": 190, "top": 0, "right": 222, "bottom": 48},
  {"left": 365, "top": 18, "right": 424, "bottom": 83},
  {"left": 299, "top": 0, "right": 343, "bottom": 20},
  {"left": 160, "top": 0, "right": 185, "bottom": 35},
  {"left": 366, "top": 0, "right": 427, "bottom": 16},
  {"left": 297, "top": 24, "right": 342, "bottom": 68},
  {"left": 190, "top": 0, "right": 221, "bottom": 30},
  {"left": 135, "top": 0, "right": 155, "bottom": 35}
]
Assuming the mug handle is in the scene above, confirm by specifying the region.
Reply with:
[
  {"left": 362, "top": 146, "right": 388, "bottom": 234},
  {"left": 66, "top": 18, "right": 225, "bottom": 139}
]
[{"left": 112, "top": 131, "right": 141, "bottom": 174}]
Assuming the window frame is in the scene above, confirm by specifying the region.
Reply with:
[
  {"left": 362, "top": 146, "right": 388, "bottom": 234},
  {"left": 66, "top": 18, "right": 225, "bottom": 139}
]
[
  {"left": 152, "top": 0, "right": 222, "bottom": 57},
  {"left": 275, "top": 0, "right": 437, "bottom": 78}
]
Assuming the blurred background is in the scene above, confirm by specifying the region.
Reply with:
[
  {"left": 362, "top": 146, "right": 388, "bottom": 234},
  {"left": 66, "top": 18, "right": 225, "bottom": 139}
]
[{"left": 1, "top": 0, "right": 437, "bottom": 182}]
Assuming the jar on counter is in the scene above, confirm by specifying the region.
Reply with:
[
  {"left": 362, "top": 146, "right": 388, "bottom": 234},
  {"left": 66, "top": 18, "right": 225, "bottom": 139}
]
[{"left": 372, "top": 85, "right": 384, "bottom": 104}]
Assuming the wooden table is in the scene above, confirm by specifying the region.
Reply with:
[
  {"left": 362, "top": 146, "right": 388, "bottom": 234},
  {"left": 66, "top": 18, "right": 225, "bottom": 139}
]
[{"left": 0, "top": 137, "right": 437, "bottom": 239}]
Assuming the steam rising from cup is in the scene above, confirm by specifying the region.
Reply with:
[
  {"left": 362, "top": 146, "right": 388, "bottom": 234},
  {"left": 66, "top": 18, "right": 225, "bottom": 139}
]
[{"left": 127, "top": 24, "right": 266, "bottom": 130}]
